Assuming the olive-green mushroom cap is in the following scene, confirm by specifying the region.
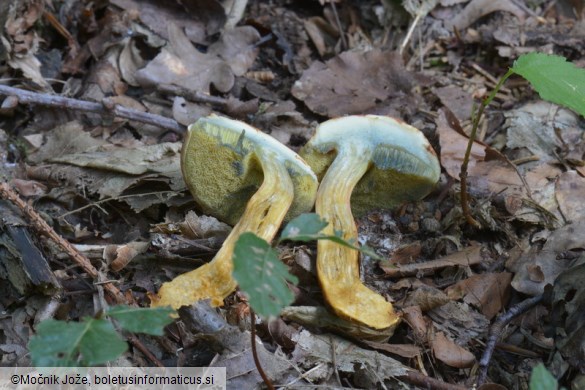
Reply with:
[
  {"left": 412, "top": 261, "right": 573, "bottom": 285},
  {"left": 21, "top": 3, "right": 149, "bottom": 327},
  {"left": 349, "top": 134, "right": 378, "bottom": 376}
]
[
  {"left": 300, "top": 115, "right": 440, "bottom": 217},
  {"left": 181, "top": 114, "right": 318, "bottom": 226}
]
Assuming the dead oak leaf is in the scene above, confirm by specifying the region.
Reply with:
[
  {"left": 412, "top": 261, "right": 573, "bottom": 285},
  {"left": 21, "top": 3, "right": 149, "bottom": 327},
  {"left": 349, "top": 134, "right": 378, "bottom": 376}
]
[
  {"left": 510, "top": 219, "right": 585, "bottom": 296},
  {"left": 445, "top": 272, "right": 512, "bottom": 320},
  {"left": 292, "top": 49, "right": 414, "bottom": 117},
  {"left": 136, "top": 24, "right": 259, "bottom": 93},
  {"left": 431, "top": 330, "right": 476, "bottom": 368}
]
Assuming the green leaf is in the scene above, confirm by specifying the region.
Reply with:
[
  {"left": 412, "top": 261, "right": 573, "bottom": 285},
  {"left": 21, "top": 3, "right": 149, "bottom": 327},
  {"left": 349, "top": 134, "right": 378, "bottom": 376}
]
[
  {"left": 233, "top": 232, "right": 299, "bottom": 318},
  {"left": 29, "top": 320, "right": 86, "bottom": 366},
  {"left": 279, "top": 213, "right": 328, "bottom": 242},
  {"left": 512, "top": 53, "right": 585, "bottom": 117},
  {"left": 529, "top": 363, "right": 558, "bottom": 390},
  {"left": 280, "top": 213, "right": 384, "bottom": 261},
  {"left": 107, "top": 306, "right": 175, "bottom": 336},
  {"left": 29, "top": 318, "right": 127, "bottom": 366},
  {"left": 78, "top": 318, "right": 128, "bottom": 366}
]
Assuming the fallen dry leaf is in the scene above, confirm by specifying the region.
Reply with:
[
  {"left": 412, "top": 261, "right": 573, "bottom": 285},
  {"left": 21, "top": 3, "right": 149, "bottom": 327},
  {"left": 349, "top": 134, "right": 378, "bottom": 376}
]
[
  {"left": 446, "top": 272, "right": 512, "bottom": 319},
  {"left": 304, "top": 16, "right": 338, "bottom": 57},
  {"left": 107, "top": 242, "right": 150, "bottom": 272},
  {"left": 436, "top": 108, "right": 486, "bottom": 180},
  {"left": 429, "top": 301, "right": 489, "bottom": 344},
  {"left": 27, "top": 136, "right": 185, "bottom": 212},
  {"left": 2, "top": 0, "right": 51, "bottom": 90},
  {"left": 136, "top": 23, "right": 259, "bottom": 94},
  {"left": 401, "top": 305, "right": 429, "bottom": 342},
  {"left": 251, "top": 100, "right": 314, "bottom": 145},
  {"left": 505, "top": 102, "right": 579, "bottom": 163},
  {"left": 172, "top": 96, "right": 213, "bottom": 126},
  {"left": 444, "top": 0, "right": 525, "bottom": 31},
  {"left": 292, "top": 49, "right": 416, "bottom": 117},
  {"left": 514, "top": 163, "right": 563, "bottom": 225},
  {"left": 434, "top": 85, "right": 474, "bottom": 122},
  {"left": 550, "top": 261, "right": 585, "bottom": 371},
  {"left": 556, "top": 171, "right": 585, "bottom": 223},
  {"left": 432, "top": 330, "right": 475, "bottom": 368},
  {"left": 178, "top": 211, "right": 231, "bottom": 240},
  {"left": 26, "top": 121, "right": 107, "bottom": 164},
  {"left": 509, "top": 220, "right": 585, "bottom": 296},
  {"left": 207, "top": 26, "right": 261, "bottom": 76},
  {"left": 291, "top": 329, "right": 410, "bottom": 380},
  {"left": 403, "top": 285, "right": 451, "bottom": 312},
  {"left": 111, "top": 0, "right": 218, "bottom": 44}
]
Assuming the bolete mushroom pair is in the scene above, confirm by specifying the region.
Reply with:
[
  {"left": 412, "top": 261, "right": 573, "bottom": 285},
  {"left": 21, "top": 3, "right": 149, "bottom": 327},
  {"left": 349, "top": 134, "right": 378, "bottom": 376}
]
[{"left": 153, "top": 114, "right": 440, "bottom": 333}]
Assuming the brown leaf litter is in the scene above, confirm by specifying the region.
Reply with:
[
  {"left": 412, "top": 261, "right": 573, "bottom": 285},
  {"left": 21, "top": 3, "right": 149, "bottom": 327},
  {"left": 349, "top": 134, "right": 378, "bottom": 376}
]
[{"left": 1, "top": 0, "right": 585, "bottom": 388}]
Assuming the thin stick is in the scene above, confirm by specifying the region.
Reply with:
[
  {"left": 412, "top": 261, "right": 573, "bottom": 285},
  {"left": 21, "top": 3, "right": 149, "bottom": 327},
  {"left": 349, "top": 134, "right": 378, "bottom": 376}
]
[
  {"left": 476, "top": 294, "right": 543, "bottom": 386},
  {"left": 399, "top": 13, "right": 422, "bottom": 55},
  {"left": 126, "top": 334, "right": 165, "bottom": 367},
  {"left": 58, "top": 190, "right": 179, "bottom": 218},
  {"left": 400, "top": 370, "right": 468, "bottom": 390},
  {"left": 250, "top": 309, "right": 274, "bottom": 390},
  {"left": 329, "top": 336, "right": 342, "bottom": 386},
  {"left": 0, "top": 85, "right": 185, "bottom": 134},
  {"left": 0, "top": 182, "right": 127, "bottom": 304},
  {"left": 330, "top": 2, "right": 348, "bottom": 50}
]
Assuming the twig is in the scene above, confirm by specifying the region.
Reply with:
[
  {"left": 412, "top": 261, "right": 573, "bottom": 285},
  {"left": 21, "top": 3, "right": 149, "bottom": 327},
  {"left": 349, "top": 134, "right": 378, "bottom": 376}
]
[
  {"left": 0, "top": 182, "right": 127, "bottom": 304},
  {"left": 329, "top": 2, "right": 348, "bottom": 50},
  {"left": 0, "top": 84, "right": 185, "bottom": 134},
  {"left": 329, "top": 336, "right": 342, "bottom": 387},
  {"left": 399, "top": 13, "right": 422, "bottom": 55},
  {"left": 157, "top": 84, "right": 228, "bottom": 107},
  {"left": 476, "top": 294, "right": 544, "bottom": 386},
  {"left": 250, "top": 309, "right": 274, "bottom": 390},
  {"left": 400, "top": 370, "right": 468, "bottom": 390},
  {"left": 126, "top": 334, "right": 165, "bottom": 367},
  {"left": 58, "top": 190, "right": 179, "bottom": 218}
]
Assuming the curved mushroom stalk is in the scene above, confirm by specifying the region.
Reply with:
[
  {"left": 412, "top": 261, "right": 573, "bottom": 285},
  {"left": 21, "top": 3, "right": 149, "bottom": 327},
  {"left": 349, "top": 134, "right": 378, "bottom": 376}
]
[
  {"left": 152, "top": 151, "right": 293, "bottom": 308},
  {"left": 152, "top": 115, "right": 317, "bottom": 310},
  {"left": 315, "top": 144, "right": 398, "bottom": 329},
  {"left": 301, "top": 115, "right": 440, "bottom": 330}
]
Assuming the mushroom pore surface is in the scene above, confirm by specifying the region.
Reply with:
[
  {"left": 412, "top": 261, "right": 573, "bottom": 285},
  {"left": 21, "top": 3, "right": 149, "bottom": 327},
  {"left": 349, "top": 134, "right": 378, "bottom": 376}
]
[{"left": 182, "top": 115, "right": 317, "bottom": 226}]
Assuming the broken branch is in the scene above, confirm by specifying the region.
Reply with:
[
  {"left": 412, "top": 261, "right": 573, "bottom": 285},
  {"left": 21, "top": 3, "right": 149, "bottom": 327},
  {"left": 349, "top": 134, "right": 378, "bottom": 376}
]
[{"left": 0, "top": 84, "right": 185, "bottom": 134}]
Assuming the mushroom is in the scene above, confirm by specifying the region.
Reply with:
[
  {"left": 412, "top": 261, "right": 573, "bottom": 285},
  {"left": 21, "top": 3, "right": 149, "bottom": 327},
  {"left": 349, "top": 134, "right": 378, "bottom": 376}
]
[
  {"left": 152, "top": 114, "right": 318, "bottom": 309},
  {"left": 300, "top": 115, "right": 440, "bottom": 330}
]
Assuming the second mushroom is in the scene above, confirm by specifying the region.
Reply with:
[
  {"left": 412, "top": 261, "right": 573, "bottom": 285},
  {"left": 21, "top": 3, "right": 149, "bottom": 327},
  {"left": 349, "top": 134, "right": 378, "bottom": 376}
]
[{"left": 300, "top": 115, "right": 441, "bottom": 330}]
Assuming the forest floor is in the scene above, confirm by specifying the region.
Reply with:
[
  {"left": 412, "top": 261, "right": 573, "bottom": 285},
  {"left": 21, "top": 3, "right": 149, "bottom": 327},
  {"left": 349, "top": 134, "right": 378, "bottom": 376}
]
[{"left": 0, "top": 0, "right": 584, "bottom": 389}]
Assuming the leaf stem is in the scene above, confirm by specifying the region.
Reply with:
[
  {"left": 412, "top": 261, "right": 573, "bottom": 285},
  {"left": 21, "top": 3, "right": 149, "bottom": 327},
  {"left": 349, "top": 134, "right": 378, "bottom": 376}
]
[
  {"left": 250, "top": 309, "right": 274, "bottom": 390},
  {"left": 460, "top": 68, "right": 514, "bottom": 228}
]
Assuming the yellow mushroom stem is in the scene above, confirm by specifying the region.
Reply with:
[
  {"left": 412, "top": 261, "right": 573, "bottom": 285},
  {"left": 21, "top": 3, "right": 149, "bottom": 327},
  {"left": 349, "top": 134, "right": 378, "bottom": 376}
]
[
  {"left": 152, "top": 150, "right": 294, "bottom": 309},
  {"left": 316, "top": 143, "right": 400, "bottom": 330}
]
